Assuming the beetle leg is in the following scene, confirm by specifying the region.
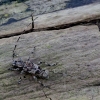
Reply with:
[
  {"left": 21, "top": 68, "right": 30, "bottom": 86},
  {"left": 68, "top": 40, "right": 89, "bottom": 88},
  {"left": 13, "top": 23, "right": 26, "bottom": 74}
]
[
  {"left": 20, "top": 70, "right": 25, "bottom": 74},
  {"left": 33, "top": 76, "right": 37, "bottom": 82},
  {"left": 18, "top": 77, "right": 22, "bottom": 84}
]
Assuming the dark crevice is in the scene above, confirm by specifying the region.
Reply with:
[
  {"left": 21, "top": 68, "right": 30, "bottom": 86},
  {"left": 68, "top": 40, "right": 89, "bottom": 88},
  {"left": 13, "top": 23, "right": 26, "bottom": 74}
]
[
  {"left": 92, "top": 83, "right": 100, "bottom": 86},
  {"left": 0, "top": 29, "right": 32, "bottom": 39},
  {"left": 96, "top": 20, "right": 100, "bottom": 31},
  {"left": 37, "top": 19, "right": 100, "bottom": 31},
  {"left": 85, "top": 82, "right": 100, "bottom": 87},
  {"left": 0, "top": 18, "right": 100, "bottom": 39}
]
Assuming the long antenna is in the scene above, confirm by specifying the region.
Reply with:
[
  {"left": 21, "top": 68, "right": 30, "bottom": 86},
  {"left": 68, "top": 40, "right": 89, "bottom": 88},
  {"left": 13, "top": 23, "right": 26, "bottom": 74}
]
[
  {"left": 30, "top": 6, "right": 48, "bottom": 32},
  {"left": 12, "top": 37, "right": 20, "bottom": 60},
  {"left": 31, "top": 13, "right": 34, "bottom": 32},
  {"left": 26, "top": 46, "right": 36, "bottom": 62},
  {"left": 38, "top": 81, "right": 52, "bottom": 100}
]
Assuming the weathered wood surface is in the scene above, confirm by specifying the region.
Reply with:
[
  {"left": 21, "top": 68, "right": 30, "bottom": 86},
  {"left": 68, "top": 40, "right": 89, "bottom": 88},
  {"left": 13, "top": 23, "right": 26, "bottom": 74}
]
[
  {"left": 0, "top": 24, "right": 100, "bottom": 100},
  {"left": 0, "top": 3, "right": 100, "bottom": 37},
  {"left": 0, "top": 2, "right": 100, "bottom": 100},
  {"left": 35, "top": 3, "right": 100, "bottom": 29}
]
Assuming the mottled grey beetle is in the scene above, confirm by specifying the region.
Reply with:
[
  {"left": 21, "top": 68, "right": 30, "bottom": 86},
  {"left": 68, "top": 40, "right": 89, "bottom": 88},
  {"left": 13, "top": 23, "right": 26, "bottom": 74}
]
[
  {"left": 8, "top": 36, "right": 54, "bottom": 100},
  {"left": 10, "top": 37, "right": 49, "bottom": 81}
]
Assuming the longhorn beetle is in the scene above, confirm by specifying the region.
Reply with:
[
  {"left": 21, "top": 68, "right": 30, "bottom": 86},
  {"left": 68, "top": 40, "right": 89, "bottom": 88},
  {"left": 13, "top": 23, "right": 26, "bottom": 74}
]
[
  {"left": 8, "top": 13, "right": 58, "bottom": 100},
  {"left": 10, "top": 36, "right": 50, "bottom": 80},
  {"left": 8, "top": 36, "right": 55, "bottom": 100}
]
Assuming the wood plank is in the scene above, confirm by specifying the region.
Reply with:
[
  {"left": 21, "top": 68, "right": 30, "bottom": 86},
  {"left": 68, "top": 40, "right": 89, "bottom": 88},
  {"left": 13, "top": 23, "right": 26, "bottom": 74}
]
[
  {"left": 0, "top": 3, "right": 100, "bottom": 37},
  {"left": 0, "top": 25, "right": 100, "bottom": 100}
]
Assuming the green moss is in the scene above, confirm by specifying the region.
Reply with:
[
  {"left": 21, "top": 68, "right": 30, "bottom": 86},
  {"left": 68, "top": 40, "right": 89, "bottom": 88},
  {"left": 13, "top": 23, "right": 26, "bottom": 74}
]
[
  {"left": 46, "top": 44, "right": 52, "bottom": 49},
  {"left": 4, "top": 13, "right": 9, "bottom": 17}
]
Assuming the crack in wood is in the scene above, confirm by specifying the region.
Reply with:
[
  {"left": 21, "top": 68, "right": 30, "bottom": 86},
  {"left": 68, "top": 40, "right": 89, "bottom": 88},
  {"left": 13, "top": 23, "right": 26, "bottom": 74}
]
[
  {"left": 96, "top": 19, "right": 100, "bottom": 31},
  {"left": 0, "top": 18, "right": 100, "bottom": 39}
]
